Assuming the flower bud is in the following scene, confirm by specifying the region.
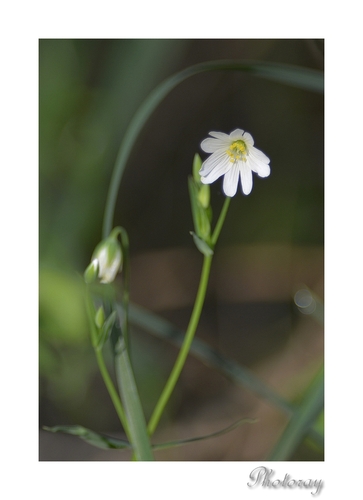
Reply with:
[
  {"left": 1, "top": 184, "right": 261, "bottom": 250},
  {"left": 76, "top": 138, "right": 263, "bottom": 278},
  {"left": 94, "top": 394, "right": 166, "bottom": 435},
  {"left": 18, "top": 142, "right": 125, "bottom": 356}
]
[
  {"left": 192, "top": 154, "right": 203, "bottom": 185},
  {"left": 84, "top": 229, "right": 123, "bottom": 285},
  {"left": 95, "top": 306, "right": 105, "bottom": 329},
  {"left": 197, "top": 183, "right": 210, "bottom": 209}
]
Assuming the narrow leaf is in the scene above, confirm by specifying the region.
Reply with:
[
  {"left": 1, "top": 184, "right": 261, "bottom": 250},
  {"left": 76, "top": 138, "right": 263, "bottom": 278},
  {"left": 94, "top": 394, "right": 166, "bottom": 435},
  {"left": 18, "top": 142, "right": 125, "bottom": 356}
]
[
  {"left": 114, "top": 338, "right": 154, "bottom": 461},
  {"left": 43, "top": 425, "right": 131, "bottom": 450},
  {"left": 153, "top": 417, "right": 257, "bottom": 451},
  {"left": 44, "top": 418, "right": 256, "bottom": 453},
  {"left": 267, "top": 366, "right": 324, "bottom": 460}
]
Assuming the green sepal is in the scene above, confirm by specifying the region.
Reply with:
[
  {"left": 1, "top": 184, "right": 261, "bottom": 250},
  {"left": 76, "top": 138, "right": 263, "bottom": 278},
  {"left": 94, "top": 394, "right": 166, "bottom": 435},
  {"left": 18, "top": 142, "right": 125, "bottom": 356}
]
[
  {"left": 188, "top": 176, "right": 211, "bottom": 240},
  {"left": 190, "top": 231, "right": 214, "bottom": 257},
  {"left": 84, "top": 259, "right": 98, "bottom": 284},
  {"left": 198, "top": 183, "right": 210, "bottom": 209},
  {"left": 192, "top": 153, "right": 203, "bottom": 184},
  {"left": 95, "top": 306, "right": 105, "bottom": 329}
]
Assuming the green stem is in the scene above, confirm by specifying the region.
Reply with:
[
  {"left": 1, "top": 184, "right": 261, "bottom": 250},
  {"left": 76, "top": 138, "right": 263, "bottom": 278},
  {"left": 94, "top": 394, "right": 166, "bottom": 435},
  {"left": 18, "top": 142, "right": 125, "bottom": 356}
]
[
  {"left": 85, "top": 288, "right": 129, "bottom": 436},
  {"left": 211, "top": 196, "right": 231, "bottom": 245},
  {"left": 147, "top": 196, "right": 231, "bottom": 436},
  {"left": 147, "top": 254, "right": 212, "bottom": 435},
  {"left": 119, "top": 227, "right": 131, "bottom": 356},
  {"left": 94, "top": 348, "right": 130, "bottom": 437}
]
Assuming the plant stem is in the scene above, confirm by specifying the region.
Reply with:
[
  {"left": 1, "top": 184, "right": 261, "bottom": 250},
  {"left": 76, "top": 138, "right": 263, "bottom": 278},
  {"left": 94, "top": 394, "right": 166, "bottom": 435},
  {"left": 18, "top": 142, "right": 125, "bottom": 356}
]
[
  {"left": 147, "top": 254, "right": 212, "bottom": 436},
  {"left": 211, "top": 196, "right": 231, "bottom": 245},
  {"left": 94, "top": 348, "right": 130, "bottom": 436},
  {"left": 147, "top": 196, "right": 231, "bottom": 436},
  {"left": 119, "top": 227, "right": 131, "bottom": 356},
  {"left": 85, "top": 288, "right": 129, "bottom": 436}
]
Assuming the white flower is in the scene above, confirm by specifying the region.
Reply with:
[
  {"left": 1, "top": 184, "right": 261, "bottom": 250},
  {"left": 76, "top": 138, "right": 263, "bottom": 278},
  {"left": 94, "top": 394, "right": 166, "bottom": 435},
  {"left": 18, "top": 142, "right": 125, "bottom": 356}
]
[
  {"left": 94, "top": 242, "right": 122, "bottom": 284},
  {"left": 84, "top": 233, "right": 123, "bottom": 284},
  {"left": 199, "top": 129, "right": 270, "bottom": 196}
]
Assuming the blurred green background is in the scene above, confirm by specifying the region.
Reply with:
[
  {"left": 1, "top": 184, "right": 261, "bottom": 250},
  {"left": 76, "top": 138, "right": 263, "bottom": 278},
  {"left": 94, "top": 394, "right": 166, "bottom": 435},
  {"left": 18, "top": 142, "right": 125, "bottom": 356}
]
[{"left": 39, "top": 39, "right": 324, "bottom": 461}]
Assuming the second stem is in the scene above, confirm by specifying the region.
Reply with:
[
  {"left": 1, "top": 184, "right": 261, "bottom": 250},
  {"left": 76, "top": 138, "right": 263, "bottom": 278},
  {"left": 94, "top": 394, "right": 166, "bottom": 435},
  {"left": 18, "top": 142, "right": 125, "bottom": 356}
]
[
  {"left": 147, "top": 253, "right": 213, "bottom": 435},
  {"left": 147, "top": 196, "right": 231, "bottom": 436}
]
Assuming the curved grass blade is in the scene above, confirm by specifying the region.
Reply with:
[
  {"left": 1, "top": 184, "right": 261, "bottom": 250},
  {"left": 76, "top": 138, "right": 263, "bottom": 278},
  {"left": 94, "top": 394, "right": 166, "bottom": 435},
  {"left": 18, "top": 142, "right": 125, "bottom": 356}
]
[
  {"left": 127, "top": 303, "right": 292, "bottom": 412},
  {"left": 267, "top": 366, "right": 324, "bottom": 460},
  {"left": 44, "top": 418, "right": 256, "bottom": 452},
  {"left": 103, "top": 60, "right": 323, "bottom": 237},
  {"left": 249, "top": 62, "right": 323, "bottom": 93},
  {"left": 153, "top": 417, "right": 257, "bottom": 451},
  {"left": 43, "top": 425, "right": 131, "bottom": 450},
  {"left": 126, "top": 302, "right": 323, "bottom": 449}
]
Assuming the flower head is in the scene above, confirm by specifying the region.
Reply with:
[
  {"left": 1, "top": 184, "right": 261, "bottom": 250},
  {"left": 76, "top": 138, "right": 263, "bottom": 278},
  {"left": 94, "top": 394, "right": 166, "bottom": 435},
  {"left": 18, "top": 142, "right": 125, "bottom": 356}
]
[
  {"left": 199, "top": 129, "right": 270, "bottom": 196},
  {"left": 84, "top": 229, "right": 123, "bottom": 284},
  {"left": 92, "top": 237, "right": 122, "bottom": 283}
]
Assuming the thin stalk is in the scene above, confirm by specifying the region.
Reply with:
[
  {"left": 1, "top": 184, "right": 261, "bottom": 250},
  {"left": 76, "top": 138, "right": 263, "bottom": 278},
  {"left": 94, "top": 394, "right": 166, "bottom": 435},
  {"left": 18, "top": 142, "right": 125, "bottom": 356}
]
[
  {"left": 147, "top": 254, "right": 212, "bottom": 435},
  {"left": 119, "top": 227, "right": 131, "bottom": 356},
  {"left": 211, "top": 196, "right": 231, "bottom": 245},
  {"left": 147, "top": 197, "right": 231, "bottom": 436},
  {"left": 85, "top": 289, "right": 129, "bottom": 436},
  {"left": 94, "top": 348, "right": 130, "bottom": 437}
]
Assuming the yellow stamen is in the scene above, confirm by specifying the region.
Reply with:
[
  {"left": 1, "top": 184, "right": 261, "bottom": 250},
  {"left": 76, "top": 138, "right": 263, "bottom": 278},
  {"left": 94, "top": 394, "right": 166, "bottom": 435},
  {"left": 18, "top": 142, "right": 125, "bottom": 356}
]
[{"left": 227, "top": 140, "right": 248, "bottom": 162}]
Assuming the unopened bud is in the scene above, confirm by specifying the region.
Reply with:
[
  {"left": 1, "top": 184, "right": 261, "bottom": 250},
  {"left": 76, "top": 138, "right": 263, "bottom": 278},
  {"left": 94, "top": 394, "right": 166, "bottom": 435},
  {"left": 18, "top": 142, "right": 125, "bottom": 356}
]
[
  {"left": 95, "top": 306, "right": 105, "bottom": 329},
  {"left": 192, "top": 154, "right": 203, "bottom": 184},
  {"left": 198, "top": 183, "right": 210, "bottom": 209},
  {"left": 84, "top": 229, "right": 123, "bottom": 285}
]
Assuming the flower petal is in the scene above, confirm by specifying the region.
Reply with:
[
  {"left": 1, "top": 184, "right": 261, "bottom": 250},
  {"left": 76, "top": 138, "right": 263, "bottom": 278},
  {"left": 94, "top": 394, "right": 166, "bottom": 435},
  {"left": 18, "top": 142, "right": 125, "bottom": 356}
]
[
  {"left": 201, "top": 137, "right": 228, "bottom": 153},
  {"left": 249, "top": 145, "right": 270, "bottom": 164},
  {"left": 240, "top": 162, "right": 253, "bottom": 195},
  {"left": 201, "top": 157, "right": 231, "bottom": 184},
  {"left": 199, "top": 150, "right": 229, "bottom": 177},
  {"left": 208, "top": 131, "right": 231, "bottom": 141},
  {"left": 230, "top": 128, "right": 245, "bottom": 140},
  {"left": 248, "top": 156, "right": 270, "bottom": 178},
  {"left": 242, "top": 131, "right": 254, "bottom": 146},
  {"left": 248, "top": 147, "right": 270, "bottom": 177},
  {"left": 223, "top": 162, "right": 239, "bottom": 197}
]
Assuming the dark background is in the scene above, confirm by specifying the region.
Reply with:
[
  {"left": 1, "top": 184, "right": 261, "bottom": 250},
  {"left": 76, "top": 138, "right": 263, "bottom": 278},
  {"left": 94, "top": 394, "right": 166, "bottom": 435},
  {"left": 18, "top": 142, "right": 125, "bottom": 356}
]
[{"left": 39, "top": 39, "right": 324, "bottom": 461}]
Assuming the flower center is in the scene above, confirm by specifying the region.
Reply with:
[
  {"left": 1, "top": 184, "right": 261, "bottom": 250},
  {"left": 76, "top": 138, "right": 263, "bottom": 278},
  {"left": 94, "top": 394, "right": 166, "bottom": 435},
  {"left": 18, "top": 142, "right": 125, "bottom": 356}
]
[{"left": 226, "top": 140, "right": 248, "bottom": 163}]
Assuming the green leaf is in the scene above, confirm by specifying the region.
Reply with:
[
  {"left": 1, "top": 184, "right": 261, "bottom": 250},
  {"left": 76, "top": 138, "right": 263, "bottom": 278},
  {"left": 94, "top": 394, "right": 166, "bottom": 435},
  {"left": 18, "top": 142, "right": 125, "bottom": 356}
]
[
  {"left": 43, "top": 425, "right": 131, "bottom": 450},
  {"left": 267, "top": 366, "right": 324, "bottom": 460},
  {"left": 153, "top": 417, "right": 257, "bottom": 451},
  {"left": 44, "top": 418, "right": 256, "bottom": 452},
  {"left": 114, "top": 338, "right": 154, "bottom": 461},
  {"left": 190, "top": 231, "right": 214, "bottom": 257},
  {"left": 249, "top": 62, "right": 323, "bottom": 93}
]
